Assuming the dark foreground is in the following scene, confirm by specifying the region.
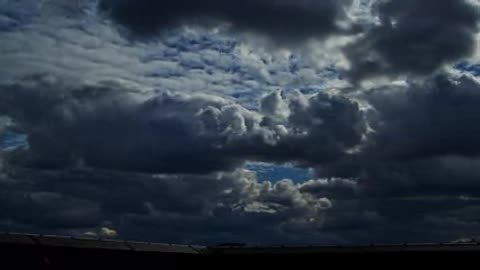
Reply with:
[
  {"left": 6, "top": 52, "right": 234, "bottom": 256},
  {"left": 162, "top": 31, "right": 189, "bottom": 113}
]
[{"left": 1, "top": 233, "right": 479, "bottom": 267}]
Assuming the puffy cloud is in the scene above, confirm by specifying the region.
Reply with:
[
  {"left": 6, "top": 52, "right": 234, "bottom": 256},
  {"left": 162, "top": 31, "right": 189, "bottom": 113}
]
[
  {"left": 299, "top": 72, "right": 480, "bottom": 243},
  {"left": 315, "top": 74, "right": 480, "bottom": 196},
  {"left": 0, "top": 75, "right": 367, "bottom": 174},
  {"left": 98, "top": 0, "right": 355, "bottom": 44},
  {"left": 0, "top": 78, "right": 247, "bottom": 174},
  {"left": 0, "top": 74, "right": 369, "bottom": 244},
  {"left": 0, "top": 8, "right": 350, "bottom": 108},
  {"left": 346, "top": 0, "right": 480, "bottom": 81},
  {"left": 260, "top": 91, "right": 290, "bottom": 121},
  {"left": 228, "top": 90, "right": 368, "bottom": 166},
  {"left": 299, "top": 178, "right": 359, "bottom": 200},
  {"left": 5, "top": 0, "right": 480, "bottom": 246},
  {"left": 0, "top": 165, "right": 337, "bottom": 244}
]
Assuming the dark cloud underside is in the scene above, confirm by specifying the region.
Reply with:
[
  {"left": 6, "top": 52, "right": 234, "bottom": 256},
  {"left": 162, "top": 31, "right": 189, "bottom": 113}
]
[
  {"left": 4, "top": 72, "right": 480, "bottom": 243},
  {"left": 317, "top": 74, "right": 480, "bottom": 198},
  {"left": 98, "top": 0, "right": 353, "bottom": 43},
  {"left": 99, "top": 0, "right": 480, "bottom": 80},
  {"left": 0, "top": 76, "right": 366, "bottom": 174},
  {"left": 346, "top": 0, "right": 480, "bottom": 80},
  {"left": 3, "top": 0, "right": 480, "bottom": 245}
]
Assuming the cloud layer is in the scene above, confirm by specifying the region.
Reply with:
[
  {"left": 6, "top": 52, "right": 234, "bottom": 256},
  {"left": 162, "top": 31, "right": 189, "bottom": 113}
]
[
  {"left": 0, "top": 75, "right": 366, "bottom": 174},
  {"left": 0, "top": 158, "right": 340, "bottom": 244},
  {"left": 4, "top": 71, "right": 480, "bottom": 244},
  {"left": 98, "top": 0, "right": 354, "bottom": 43},
  {"left": 2, "top": 0, "right": 480, "bottom": 245},
  {"left": 346, "top": 0, "right": 480, "bottom": 80}
]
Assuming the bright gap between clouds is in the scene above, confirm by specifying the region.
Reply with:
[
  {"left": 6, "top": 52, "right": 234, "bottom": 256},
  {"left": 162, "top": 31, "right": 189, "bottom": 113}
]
[{"left": 245, "top": 162, "right": 314, "bottom": 183}]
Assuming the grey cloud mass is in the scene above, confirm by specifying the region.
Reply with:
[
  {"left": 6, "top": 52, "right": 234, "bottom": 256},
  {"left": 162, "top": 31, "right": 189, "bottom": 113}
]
[
  {"left": 0, "top": 163, "right": 335, "bottom": 244},
  {"left": 346, "top": 0, "right": 480, "bottom": 81},
  {"left": 98, "top": 0, "right": 354, "bottom": 43},
  {"left": 5, "top": 72, "right": 480, "bottom": 244},
  {"left": 315, "top": 74, "right": 480, "bottom": 194},
  {"left": 307, "top": 73, "right": 480, "bottom": 243},
  {"left": 367, "top": 74, "right": 480, "bottom": 160},
  {"left": 97, "top": 0, "right": 480, "bottom": 81},
  {"left": 3, "top": 0, "right": 480, "bottom": 245},
  {"left": 0, "top": 75, "right": 366, "bottom": 174}
]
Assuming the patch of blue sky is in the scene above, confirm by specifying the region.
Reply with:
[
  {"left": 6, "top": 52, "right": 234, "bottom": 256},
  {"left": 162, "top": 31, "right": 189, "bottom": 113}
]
[
  {"left": 455, "top": 62, "right": 480, "bottom": 76},
  {"left": 164, "top": 29, "right": 237, "bottom": 54},
  {"left": 160, "top": 30, "right": 330, "bottom": 89},
  {"left": 142, "top": 31, "right": 239, "bottom": 72},
  {"left": 0, "top": 2, "right": 346, "bottom": 112},
  {"left": 0, "top": 131, "right": 29, "bottom": 152},
  {"left": 246, "top": 162, "right": 314, "bottom": 183},
  {"left": 297, "top": 86, "right": 326, "bottom": 95}
]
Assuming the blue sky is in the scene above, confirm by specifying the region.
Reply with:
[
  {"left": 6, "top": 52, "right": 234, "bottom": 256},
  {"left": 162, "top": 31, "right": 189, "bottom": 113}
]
[
  {"left": 0, "top": 131, "right": 28, "bottom": 152},
  {"left": 245, "top": 163, "right": 313, "bottom": 183}
]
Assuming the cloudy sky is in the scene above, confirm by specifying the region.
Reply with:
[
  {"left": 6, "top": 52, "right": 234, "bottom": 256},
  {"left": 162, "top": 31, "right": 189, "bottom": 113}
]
[{"left": 2, "top": 0, "right": 480, "bottom": 245}]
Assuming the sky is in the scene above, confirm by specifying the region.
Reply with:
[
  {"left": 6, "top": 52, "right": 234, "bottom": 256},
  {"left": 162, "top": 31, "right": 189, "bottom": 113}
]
[{"left": 2, "top": 0, "right": 480, "bottom": 245}]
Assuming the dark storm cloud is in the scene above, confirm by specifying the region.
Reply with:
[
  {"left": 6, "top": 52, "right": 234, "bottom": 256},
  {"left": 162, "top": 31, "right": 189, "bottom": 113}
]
[
  {"left": 368, "top": 74, "right": 480, "bottom": 161},
  {"left": 0, "top": 166, "right": 335, "bottom": 244},
  {"left": 0, "top": 76, "right": 367, "bottom": 174},
  {"left": 99, "top": 0, "right": 480, "bottom": 81},
  {"left": 303, "top": 73, "right": 480, "bottom": 243},
  {"left": 316, "top": 74, "right": 480, "bottom": 197},
  {"left": 346, "top": 0, "right": 480, "bottom": 81},
  {"left": 0, "top": 75, "right": 246, "bottom": 173},
  {"left": 4, "top": 73, "right": 480, "bottom": 244},
  {"left": 98, "top": 0, "right": 354, "bottom": 43},
  {"left": 320, "top": 195, "right": 480, "bottom": 244},
  {"left": 4, "top": 0, "right": 480, "bottom": 247},
  {"left": 0, "top": 75, "right": 368, "bottom": 244},
  {"left": 320, "top": 156, "right": 480, "bottom": 197}
]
